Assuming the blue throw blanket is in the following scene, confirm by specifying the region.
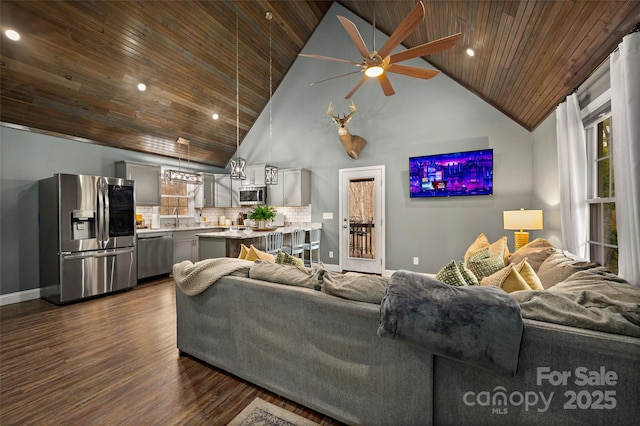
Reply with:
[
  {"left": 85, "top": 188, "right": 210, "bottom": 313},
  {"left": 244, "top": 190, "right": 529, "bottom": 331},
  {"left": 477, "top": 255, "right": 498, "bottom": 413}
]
[{"left": 378, "top": 270, "right": 523, "bottom": 376}]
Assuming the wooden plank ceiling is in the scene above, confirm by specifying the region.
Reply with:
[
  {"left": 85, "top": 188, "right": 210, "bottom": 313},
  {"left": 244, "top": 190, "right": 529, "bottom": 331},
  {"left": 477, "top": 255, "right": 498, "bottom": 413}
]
[{"left": 1, "top": 1, "right": 639, "bottom": 167}]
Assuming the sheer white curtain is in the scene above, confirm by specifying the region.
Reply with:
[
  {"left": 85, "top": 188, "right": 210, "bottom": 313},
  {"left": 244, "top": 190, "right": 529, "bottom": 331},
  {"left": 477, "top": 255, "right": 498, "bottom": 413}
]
[
  {"left": 611, "top": 31, "right": 640, "bottom": 287},
  {"left": 556, "top": 93, "right": 588, "bottom": 258}
]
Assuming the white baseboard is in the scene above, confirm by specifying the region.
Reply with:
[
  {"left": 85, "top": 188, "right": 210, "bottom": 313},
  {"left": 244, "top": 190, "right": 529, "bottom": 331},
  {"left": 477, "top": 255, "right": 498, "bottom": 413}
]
[{"left": 0, "top": 288, "right": 41, "bottom": 306}]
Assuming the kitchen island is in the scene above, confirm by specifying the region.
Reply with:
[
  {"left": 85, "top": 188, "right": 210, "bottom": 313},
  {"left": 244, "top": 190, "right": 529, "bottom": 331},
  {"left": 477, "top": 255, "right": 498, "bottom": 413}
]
[{"left": 198, "top": 224, "right": 321, "bottom": 259}]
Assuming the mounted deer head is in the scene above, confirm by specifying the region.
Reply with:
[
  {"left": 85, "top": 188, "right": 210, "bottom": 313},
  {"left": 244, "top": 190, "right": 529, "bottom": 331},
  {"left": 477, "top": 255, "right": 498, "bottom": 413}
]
[{"left": 327, "top": 100, "right": 368, "bottom": 159}]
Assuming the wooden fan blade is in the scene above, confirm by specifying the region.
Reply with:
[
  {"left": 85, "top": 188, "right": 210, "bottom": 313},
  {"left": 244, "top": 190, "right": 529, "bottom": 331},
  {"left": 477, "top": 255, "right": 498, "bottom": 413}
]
[
  {"left": 387, "top": 64, "right": 439, "bottom": 80},
  {"left": 310, "top": 70, "right": 363, "bottom": 85},
  {"left": 389, "top": 33, "right": 462, "bottom": 64},
  {"left": 377, "top": 1, "right": 425, "bottom": 59},
  {"left": 378, "top": 73, "right": 396, "bottom": 96},
  {"left": 345, "top": 76, "right": 367, "bottom": 99},
  {"left": 298, "top": 53, "right": 361, "bottom": 66},
  {"left": 337, "top": 15, "right": 371, "bottom": 60}
]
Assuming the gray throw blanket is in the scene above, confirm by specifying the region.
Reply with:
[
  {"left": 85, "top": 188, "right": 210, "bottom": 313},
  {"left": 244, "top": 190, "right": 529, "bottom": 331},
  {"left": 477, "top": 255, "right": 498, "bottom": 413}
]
[
  {"left": 173, "top": 258, "right": 253, "bottom": 296},
  {"left": 378, "top": 270, "right": 523, "bottom": 376},
  {"left": 511, "top": 267, "right": 640, "bottom": 337}
]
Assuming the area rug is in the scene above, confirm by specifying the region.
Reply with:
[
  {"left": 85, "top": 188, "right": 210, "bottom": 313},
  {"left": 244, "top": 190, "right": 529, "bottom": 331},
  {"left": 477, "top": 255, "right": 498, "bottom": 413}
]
[{"left": 227, "top": 397, "right": 320, "bottom": 426}]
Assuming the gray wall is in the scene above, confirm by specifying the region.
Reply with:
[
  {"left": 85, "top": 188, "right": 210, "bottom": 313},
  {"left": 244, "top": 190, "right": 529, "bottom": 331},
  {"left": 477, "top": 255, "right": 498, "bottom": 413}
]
[
  {"left": 0, "top": 126, "right": 222, "bottom": 295},
  {"left": 241, "top": 3, "right": 536, "bottom": 272},
  {"left": 531, "top": 113, "right": 562, "bottom": 248}
]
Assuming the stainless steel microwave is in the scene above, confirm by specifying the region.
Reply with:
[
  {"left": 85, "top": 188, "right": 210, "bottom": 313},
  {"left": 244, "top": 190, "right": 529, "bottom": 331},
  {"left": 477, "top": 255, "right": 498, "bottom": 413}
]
[{"left": 239, "top": 186, "right": 267, "bottom": 206}]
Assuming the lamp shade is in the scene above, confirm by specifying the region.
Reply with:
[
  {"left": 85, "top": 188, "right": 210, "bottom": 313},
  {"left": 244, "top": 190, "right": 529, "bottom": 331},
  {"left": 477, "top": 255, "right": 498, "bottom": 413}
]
[{"left": 503, "top": 209, "right": 543, "bottom": 231}]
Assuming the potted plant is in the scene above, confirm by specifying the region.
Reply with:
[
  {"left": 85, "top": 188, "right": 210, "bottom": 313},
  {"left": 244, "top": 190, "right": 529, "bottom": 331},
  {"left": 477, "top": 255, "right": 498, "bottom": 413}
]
[{"left": 247, "top": 204, "right": 277, "bottom": 229}]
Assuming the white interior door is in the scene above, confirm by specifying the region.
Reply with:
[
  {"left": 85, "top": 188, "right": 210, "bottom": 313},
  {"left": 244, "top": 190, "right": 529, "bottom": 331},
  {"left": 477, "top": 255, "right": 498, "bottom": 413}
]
[{"left": 339, "top": 166, "right": 385, "bottom": 274}]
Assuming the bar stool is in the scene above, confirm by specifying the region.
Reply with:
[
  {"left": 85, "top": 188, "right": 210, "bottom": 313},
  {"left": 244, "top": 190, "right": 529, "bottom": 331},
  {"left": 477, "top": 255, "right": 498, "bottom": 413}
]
[
  {"left": 282, "top": 228, "right": 305, "bottom": 264},
  {"left": 304, "top": 228, "right": 321, "bottom": 267},
  {"left": 264, "top": 232, "right": 283, "bottom": 255}
]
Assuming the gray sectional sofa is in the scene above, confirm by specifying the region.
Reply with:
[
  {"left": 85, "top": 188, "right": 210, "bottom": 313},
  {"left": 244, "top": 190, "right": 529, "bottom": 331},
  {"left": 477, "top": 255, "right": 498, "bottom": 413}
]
[{"left": 174, "top": 250, "right": 640, "bottom": 425}]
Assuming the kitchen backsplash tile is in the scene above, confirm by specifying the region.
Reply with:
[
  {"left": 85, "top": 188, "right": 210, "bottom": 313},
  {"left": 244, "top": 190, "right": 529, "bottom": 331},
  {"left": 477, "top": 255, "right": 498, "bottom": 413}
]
[{"left": 135, "top": 205, "right": 311, "bottom": 228}]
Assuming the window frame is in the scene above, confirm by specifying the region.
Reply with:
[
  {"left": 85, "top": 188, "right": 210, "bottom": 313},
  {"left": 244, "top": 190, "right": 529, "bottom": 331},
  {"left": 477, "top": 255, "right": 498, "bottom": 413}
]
[{"left": 582, "top": 96, "right": 617, "bottom": 272}]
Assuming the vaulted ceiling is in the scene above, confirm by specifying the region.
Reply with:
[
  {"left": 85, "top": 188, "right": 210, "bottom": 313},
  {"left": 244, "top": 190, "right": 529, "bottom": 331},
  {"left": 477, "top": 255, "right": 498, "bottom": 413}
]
[{"left": 1, "top": 1, "right": 639, "bottom": 167}]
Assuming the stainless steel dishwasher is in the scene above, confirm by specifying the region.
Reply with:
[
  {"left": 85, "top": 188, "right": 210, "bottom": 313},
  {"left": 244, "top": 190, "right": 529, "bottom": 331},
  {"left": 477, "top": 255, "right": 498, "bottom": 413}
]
[{"left": 137, "top": 231, "right": 173, "bottom": 280}]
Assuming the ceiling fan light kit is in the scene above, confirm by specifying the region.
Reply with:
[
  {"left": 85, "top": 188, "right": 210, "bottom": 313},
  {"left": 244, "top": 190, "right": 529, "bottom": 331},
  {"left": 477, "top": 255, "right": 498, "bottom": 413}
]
[{"left": 299, "top": 1, "right": 461, "bottom": 99}]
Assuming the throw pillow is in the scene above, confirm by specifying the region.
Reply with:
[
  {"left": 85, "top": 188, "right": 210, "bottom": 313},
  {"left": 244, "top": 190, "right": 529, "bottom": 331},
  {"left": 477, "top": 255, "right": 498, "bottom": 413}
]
[
  {"left": 536, "top": 251, "right": 600, "bottom": 289},
  {"left": 480, "top": 265, "right": 512, "bottom": 287},
  {"left": 238, "top": 244, "right": 250, "bottom": 260},
  {"left": 508, "top": 238, "right": 556, "bottom": 271},
  {"left": 275, "top": 250, "right": 304, "bottom": 267},
  {"left": 466, "top": 248, "right": 505, "bottom": 282},
  {"left": 458, "top": 261, "right": 479, "bottom": 286},
  {"left": 512, "top": 258, "right": 544, "bottom": 290},
  {"left": 489, "top": 236, "right": 510, "bottom": 265},
  {"left": 464, "top": 233, "right": 490, "bottom": 262},
  {"left": 499, "top": 266, "right": 533, "bottom": 293},
  {"left": 244, "top": 245, "right": 275, "bottom": 263},
  {"left": 436, "top": 260, "right": 468, "bottom": 286}
]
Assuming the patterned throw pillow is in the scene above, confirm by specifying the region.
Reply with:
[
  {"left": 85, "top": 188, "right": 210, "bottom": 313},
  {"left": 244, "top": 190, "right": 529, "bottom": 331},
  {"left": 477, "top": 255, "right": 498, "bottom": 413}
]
[
  {"left": 464, "top": 233, "right": 490, "bottom": 263},
  {"left": 467, "top": 248, "right": 504, "bottom": 282},
  {"left": 436, "top": 260, "right": 468, "bottom": 286},
  {"left": 275, "top": 250, "right": 304, "bottom": 267},
  {"left": 457, "top": 261, "right": 479, "bottom": 286}
]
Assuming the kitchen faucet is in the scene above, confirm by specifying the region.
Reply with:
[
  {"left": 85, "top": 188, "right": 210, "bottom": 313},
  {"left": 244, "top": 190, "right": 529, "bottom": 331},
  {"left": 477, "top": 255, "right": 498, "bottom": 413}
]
[{"left": 173, "top": 207, "right": 180, "bottom": 228}]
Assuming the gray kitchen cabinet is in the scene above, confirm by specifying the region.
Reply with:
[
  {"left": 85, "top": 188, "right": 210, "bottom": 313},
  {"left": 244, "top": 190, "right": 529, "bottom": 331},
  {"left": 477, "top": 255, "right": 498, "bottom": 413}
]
[
  {"left": 115, "top": 161, "right": 161, "bottom": 206},
  {"left": 214, "top": 174, "right": 232, "bottom": 207},
  {"left": 268, "top": 168, "right": 310, "bottom": 207},
  {"left": 241, "top": 164, "right": 266, "bottom": 186},
  {"left": 194, "top": 173, "right": 215, "bottom": 208},
  {"left": 173, "top": 230, "right": 200, "bottom": 264}
]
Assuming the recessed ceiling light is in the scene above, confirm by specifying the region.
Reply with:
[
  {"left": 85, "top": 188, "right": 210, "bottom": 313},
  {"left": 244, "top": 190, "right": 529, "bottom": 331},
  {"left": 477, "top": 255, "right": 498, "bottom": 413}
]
[
  {"left": 212, "top": 113, "right": 219, "bottom": 120},
  {"left": 5, "top": 29, "right": 20, "bottom": 41},
  {"left": 466, "top": 48, "right": 475, "bottom": 57},
  {"left": 137, "top": 83, "right": 147, "bottom": 91}
]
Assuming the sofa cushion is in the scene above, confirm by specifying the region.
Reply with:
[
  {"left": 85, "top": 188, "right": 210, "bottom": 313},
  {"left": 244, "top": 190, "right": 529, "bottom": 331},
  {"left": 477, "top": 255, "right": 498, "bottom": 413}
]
[
  {"left": 508, "top": 238, "right": 556, "bottom": 272},
  {"left": 244, "top": 245, "right": 275, "bottom": 263},
  {"left": 435, "top": 260, "right": 468, "bottom": 286},
  {"left": 480, "top": 262, "right": 540, "bottom": 293},
  {"left": 321, "top": 272, "right": 389, "bottom": 304},
  {"left": 275, "top": 250, "right": 304, "bottom": 267},
  {"left": 458, "top": 261, "right": 479, "bottom": 286},
  {"left": 466, "top": 248, "right": 504, "bottom": 282},
  {"left": 249, "top": 260, "right": 321, "bottom": 289},
  {"left": 536, "top": 251, "right": 600, "bottom": 289}
]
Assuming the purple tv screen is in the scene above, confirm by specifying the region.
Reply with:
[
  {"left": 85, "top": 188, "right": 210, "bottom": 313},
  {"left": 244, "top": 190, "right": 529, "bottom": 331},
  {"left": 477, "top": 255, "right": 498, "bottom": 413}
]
[{"left": 409, "top": 149, "right": 493, "bottom": 198}]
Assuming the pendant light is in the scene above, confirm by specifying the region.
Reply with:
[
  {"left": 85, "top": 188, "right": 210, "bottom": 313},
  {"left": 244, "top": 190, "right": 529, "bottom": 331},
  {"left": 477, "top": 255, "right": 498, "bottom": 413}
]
[
  {"left": 163, "top": 137, "right": 202, "bottom": 184},
  {"left": 230, "top": 4, "right": 246, "bottom": 180},
  {"left": 264, "top": 11, "right": 278, "bottom": 185}
]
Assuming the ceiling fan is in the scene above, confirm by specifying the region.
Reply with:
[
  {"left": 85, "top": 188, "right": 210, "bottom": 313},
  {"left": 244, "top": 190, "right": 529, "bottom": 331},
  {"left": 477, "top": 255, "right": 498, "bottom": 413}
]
[{"left": 299, "top": 1, "right": 461, "bottom": 99}]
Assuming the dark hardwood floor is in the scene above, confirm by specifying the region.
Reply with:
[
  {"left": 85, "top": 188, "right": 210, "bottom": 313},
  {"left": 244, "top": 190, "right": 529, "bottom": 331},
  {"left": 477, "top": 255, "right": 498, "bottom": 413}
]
[{"left": 0, "top": 278, "right": 344, "bottom": 425}]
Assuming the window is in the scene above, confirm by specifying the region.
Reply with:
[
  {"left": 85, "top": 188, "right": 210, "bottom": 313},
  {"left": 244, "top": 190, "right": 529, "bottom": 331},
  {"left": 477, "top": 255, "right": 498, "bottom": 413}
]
[
  {"left": 585, "top": 115, "right": 618, "bottom": 273},
  {"left": 159, "top": 174, "right": 195, "bottom": 216}
]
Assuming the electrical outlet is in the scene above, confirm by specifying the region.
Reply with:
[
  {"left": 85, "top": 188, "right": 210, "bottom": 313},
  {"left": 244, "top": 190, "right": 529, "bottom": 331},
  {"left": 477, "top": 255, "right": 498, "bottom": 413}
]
[
  {"left": 413, "top": 257, "right": 419, "bottom": 265},
  {"left": 329, "top": 251, "right": 334, "bottom": 258}
]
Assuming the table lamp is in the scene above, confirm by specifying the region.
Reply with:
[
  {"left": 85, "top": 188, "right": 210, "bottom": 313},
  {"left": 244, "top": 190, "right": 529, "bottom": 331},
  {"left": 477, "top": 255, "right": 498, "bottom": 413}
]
[{"left": 503, "top": 209, "right": 543, "bottom": 251}]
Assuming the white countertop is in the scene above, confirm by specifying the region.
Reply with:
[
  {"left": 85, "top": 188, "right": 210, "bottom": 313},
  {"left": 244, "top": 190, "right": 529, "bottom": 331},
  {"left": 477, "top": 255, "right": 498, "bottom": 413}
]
[
  {"left": 137, "top": 223, "right": 321, "bottom": 238},
  {"left": 197, "top": 223, "right": 322, "bottom": 240}
]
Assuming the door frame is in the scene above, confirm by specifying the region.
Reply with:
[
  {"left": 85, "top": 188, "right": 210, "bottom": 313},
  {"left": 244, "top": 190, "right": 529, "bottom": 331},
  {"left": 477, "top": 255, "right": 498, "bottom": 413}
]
[{"left": 339, "top": 165, "right": 385, "bottom": 274}]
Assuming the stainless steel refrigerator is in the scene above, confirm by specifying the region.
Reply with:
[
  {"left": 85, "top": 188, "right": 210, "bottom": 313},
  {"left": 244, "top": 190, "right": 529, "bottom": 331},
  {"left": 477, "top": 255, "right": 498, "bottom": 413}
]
[{"left": 39, "top": 173, "right": 137, "bottom": 304}]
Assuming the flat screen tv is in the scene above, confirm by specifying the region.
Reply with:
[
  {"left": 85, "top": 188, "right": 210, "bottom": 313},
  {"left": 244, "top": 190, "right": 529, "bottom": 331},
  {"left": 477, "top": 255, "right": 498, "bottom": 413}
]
[{"left": 409, "top": 149, "right": 493, "bottom": 198}]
